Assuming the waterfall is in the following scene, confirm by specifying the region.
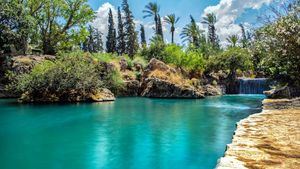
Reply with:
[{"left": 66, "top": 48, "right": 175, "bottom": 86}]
[{"left": 239, "top": 78, "right": 269, "bottom": 94}]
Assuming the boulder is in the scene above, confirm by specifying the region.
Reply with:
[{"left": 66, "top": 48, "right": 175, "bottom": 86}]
[
  {"left": 120, "top": 80, "right": 141, "bottom": 96},
  {"left": 119, "top": 58, "right": 128, "bottom": 71},
  {"left": 88, "top": 88, "right": 116, "bottom": 102},
  {"left": 141, "top": 78, "right": 204, "bottom": 98},
  {"left": 142, "top": 58, "right": 176, "bottom": 78},
  {"left": 264, "top": 86, "right": 291, "bottom": 99},
  {"left": 204, "top": 84, "right": 225, "bottom": 96},
  {"left": 141, "top": 59, "right": 205, "bottom": 98}
]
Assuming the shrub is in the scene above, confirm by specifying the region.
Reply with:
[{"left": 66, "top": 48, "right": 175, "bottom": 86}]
[
  {"left": 207, "top": 47, "right": 252, "bottom": 79},
  {"left": 7, "top": 52, "right": 102, "bottom": 101},
  {"left": 255, "top": 13, "right": 300, "bottom": 86}
]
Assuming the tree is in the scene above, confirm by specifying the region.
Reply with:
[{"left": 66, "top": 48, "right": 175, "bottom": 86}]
[
  {"left": 227, "top": 35, "right": 239, "bottom": 47},
  {"left": 181, "top": 15, "right": 204, "bottom": 48},
  {"left": 122, "top": 0, "right": 138, "bottom": 57},
  {"left": 106, "top": 9, "right": 116, "bottom": 53},
  {"left": 255, "top": 9, "right": 300, "bottom": 86},
  {"left": 82, "top": 25, "right": 103, "bottom": 53},
  {"left": 0, "top": 0, "right": 40, "bottom": 54},
  {"left": 239, "top": 24, "right": 248, "bottom": 48},
  {"left": 157, "top": 14, "right": 164, "bottom": 40},
  {"left": 143, "top": 2, "right": 160, "bottom": 35},
  {"left": 164, "top": 14, "right": 180, "bottom": 44},
  {"left": 116, "top": 7, "right": 126, "bottom": 55},
  {"left": 202, "top": 13, "right": 219, "bottom": 48},
  {"left": 36, "top": 0, "right": 94, "bottom": 54},
  {"left": 208, "top": 47, "right": 252, "bottom": 80},
  {"left": 140, "top": 24, "right": 147, "bottom": 47}
]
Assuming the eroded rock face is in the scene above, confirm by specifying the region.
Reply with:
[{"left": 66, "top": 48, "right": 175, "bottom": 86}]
[
  {"left": 119, "top": 80, "right": 141, "bottom": 96},
  {"left": 141, "top": 78, "right": 204, "bottom": 98},
  {"left": 204, "top": 84, "right": 225, "bottom": 96},
  {"left": 140, "top": 59, "right": 205, "bottom": 98}
]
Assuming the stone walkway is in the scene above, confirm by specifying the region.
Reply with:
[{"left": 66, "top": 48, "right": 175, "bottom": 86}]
[{"left": 216, "top": 98, "right": 300, "bottom": 169}]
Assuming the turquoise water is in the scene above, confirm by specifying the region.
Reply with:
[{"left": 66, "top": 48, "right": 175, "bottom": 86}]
[{"left": 0, "top": 95, "right": 264, "bottom": 169}]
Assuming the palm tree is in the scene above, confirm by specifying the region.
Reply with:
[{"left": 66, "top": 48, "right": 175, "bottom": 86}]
[
  {"left": 180, "top": 15, "right": 204, "bottom": 47},
  {"left": 143, "top": 2, "right": 160, "bottom": 34},
  {"left": 164, "top": 14, "right": 180, "bottom": 43},
  {"left": 202, "top": 13, "right": 218, "bottom": 47},
  {"left": 226, "top": 35, "right": 239, "bottom": 47}
]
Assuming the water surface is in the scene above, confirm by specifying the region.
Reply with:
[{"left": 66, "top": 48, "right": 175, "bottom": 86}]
[{"left": 0, "top": 95, "right": 264, "bottom": 169}]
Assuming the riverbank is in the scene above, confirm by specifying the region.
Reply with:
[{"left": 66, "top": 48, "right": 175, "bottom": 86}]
[{"left": 216, "top": 98, "right": 300, "bottom": 168}]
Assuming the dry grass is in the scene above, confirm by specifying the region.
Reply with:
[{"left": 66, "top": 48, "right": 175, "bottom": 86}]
[{"left": 148, "top": 69, "right": 190, "bottom": 87}]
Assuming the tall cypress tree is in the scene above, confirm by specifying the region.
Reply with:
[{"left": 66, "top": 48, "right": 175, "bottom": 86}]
[
  {"left": 82, "top": 25, "right": 103, "bottom": 53},
  {"left": 140, "top": 24, "right": 147, "bottom": 47},
  {"left": 157, "top": 14, "right": 164, "bottom": 40},
  {"left": 239, "top": 24, "right": 248, "bottom": 48},
  {"left": 106, "top": 9, "right": 116, "bottom": 53},
  {"left": 117, "top": 7, "right": 126, "bottom": 55},
  {"left": 122, "top": 0, "right": 138, "bottom": 57}
]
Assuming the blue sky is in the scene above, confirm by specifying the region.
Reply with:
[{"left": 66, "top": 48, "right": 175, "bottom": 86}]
[{"left": 88, "top": 0, "right": 275, "bottom": 46}]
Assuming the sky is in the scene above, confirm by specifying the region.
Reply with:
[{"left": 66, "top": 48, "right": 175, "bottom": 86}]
[{"left": 87, "top": 0, "right": 276, "bottom": 47}]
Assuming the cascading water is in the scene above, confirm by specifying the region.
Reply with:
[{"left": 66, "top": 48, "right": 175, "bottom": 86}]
[{"left": 239, "top": 78, "right": 270, "bottom": 94}]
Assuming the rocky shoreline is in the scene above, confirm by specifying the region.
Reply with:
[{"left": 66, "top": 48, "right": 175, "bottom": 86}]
[{"left": 216, "top": 98, "right": 300, "bottom": 169}]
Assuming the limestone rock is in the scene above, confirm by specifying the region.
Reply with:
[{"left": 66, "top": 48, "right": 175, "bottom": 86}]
[
  {"left": 141, "top": 78, "right": 204, "bottom": 98},
  {"left": 120, "top": 80, "right": 141, "bottom": 96},
  {"left": 141, "top": 59, "right": 204, "bottom": 98},
  {"left": 204, "top": 84, "right": 225, "bottom": 96},
  {"left": 89, "top": 88, "right": 115, "bottom": 102},
  {"left": 264, "top": 86, "right": 291, "bottom": 99}
]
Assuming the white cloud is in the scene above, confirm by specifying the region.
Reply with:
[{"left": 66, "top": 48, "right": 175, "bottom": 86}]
[{"left": 201, "top": 0, "right": 273, "bottom": 47}]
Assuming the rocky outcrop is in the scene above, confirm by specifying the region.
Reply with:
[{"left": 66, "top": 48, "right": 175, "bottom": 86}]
[
  {"left": 119, "top": 80, "right": 141, "bottom": 96},
  {"left": 18, "top": 88, "right": 115, "bottom": 103},
  {"left": 141, "top": 59, "right": 205, "bottom": 98},
  {"left": 9, "top": 55, "right": 55, "bottom": 74},
  {"left": 0, "top": 55, "right": 56, "bottom": 98},
  {"left": 216, "top": 98, "right": 300, "bottom": 169},
  {"left": 141, "top": 78, "right": 204, "bottom": 98},
  {"left": 264, "top": 86, "right": 300, "bottom": 99},
  {"left": 204, "top": 84, "right": 225, "bottom": 96}
]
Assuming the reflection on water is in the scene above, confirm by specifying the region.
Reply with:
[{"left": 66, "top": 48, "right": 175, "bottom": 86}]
[{"left": 0, "top": 95, "right": 264, "bottom": 169}]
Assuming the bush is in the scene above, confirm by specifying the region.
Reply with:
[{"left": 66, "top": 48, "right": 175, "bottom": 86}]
[
  {"left": 7, "top": 52, "right": 102, "bottom": 101},
  {"left": 255, "top": 13, "right": 300, "bottom": 86},
  {"left": 207, "top": 47, "right": 252, "bottom": 79},
  {"left": 163, "top": 44, "right": 206, "bottom": 73}
]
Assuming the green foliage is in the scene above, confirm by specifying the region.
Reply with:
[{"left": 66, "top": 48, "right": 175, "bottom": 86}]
[
  {"left": 140, "top": 24, "right": 147, "bottom": 47},
  {"left": 106, "top": 9, "right": 117, "bottom": 53},
  {"left": 202, "top": 13, "right": 219, "bottom": 48},
  {"left": 163, "top": 45, "right": 205, "bottom": 72},
  {"left": 208, "top": 47, "right": 252, "bottom": 79},
  {"left": 164, "top": 14, "right": 180, "bottom": 44},
  {"left": 255, "top": 12, "right": 300, "bottom": 86},
  {"left": 82, "top": 25, "right": 103, "bottom": 53},
  {"left": 141, "top": 35, "right": 165, "bottom": 60},
  {"left": 7, "top": 52, "right": 102, "bottom": 97},
  {"left": 0, "top": 0, "right": 94, "bottom": 55},
  {"left": 122, "top": 0, "right": 138, "bottom": 57},
  {"left": 133, "top": 55, "right": 147, "bottom": 68},
  {"left": 181, "top": 15, "right": 205, "bottom": 48},
  {"left": 117, "top": 7, "right": 126, "bottom": 55}
]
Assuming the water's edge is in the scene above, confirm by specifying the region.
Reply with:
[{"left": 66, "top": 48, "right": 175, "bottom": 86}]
[{"left": 215, "top": 98, "right": 300, "bottom": 169}]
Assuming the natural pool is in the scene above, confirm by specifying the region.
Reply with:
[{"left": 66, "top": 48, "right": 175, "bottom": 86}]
[{"left": 0, "top": 95, "right": 264, "bottom": 169}]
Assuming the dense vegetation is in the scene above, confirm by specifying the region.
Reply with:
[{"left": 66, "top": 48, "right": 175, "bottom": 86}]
[{"left": 0, "top": 0, "right": 299, "bottom": 98}]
